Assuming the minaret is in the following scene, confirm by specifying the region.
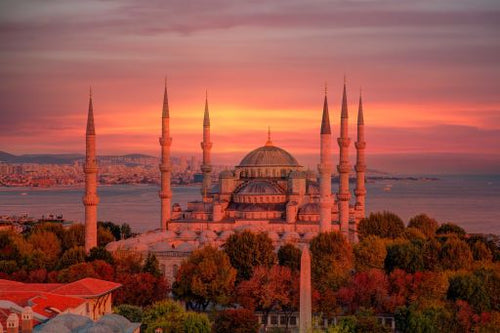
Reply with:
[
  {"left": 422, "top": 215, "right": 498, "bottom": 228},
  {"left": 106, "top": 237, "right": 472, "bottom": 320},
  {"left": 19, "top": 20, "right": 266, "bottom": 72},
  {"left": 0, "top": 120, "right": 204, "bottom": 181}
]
[
  {"left": 159, "top": 79, "right": 172, "bottom": 231},
  {"left": 83, "top": 88, "right": 99, "bottom": 253},
  {"left": 354, "top": 91, "right": 366, "bottom": 240},
  {"left": 337, "top": 79, "right": 351, "bottom": 239},
  {"left": 318, "top": 85, "right": 332, "bottom": 233},
  {"left": 200, "top": 91, "right": 212, "bottom": 197}
]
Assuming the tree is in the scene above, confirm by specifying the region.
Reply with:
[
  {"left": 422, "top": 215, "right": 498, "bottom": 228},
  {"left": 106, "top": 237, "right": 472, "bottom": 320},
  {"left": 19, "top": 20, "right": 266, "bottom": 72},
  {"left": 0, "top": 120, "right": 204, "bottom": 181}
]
[
  {"left": 407, "top": 214, "right": 439, "bottom": 238},
  {"left": 143, "top": 253, "right": 162, "bottom": 277},
  {"left": 87, "top": 246, "right": 114, "bottom": 265},
  {"left": 337, "top": 269, "right": 389, "bottom": 314},
  {"left": 385, "top": 240, "right": 424, "bottom": 273},
  {"left": 470, "top": 241, "right": 493, "bottom": 262},
  {"left": 223, "top": 230, "right": 276, "bottom": 281},
  {"left": 113, "top": 250, "right": 144, "bottom": 275},
  {"left": 422, "top": 238, "right": 441, "bottom": 271},
  {"left": 98, "top": 221, "right": 122, "bottom": 240},
  {"left": 173, "top": 246, "right": 236, "bottom": 310},
  {"left": 58, "top": 246, "right": 86, "bottom": 269},
  {"left": 115, "top": 272, "right": 170, "bottom": 307},
  {"left": 97, "top": 226, "right": 115, "bottom": 247},
  {"left": 403, "top": 228, "right": 426, "bottom": 241},
  {"left": 55, "top": 260, "right": 114, "bottom": 282},
  {"left": 142, "top": 299, "right": 210, "bottom": 333},
  {"left": 278, "top": 243, "right": 301, "bottom": 272},
  {"left": 114, "top": 304, "right": 143, "bottom": 323},
  {"left": 27, "top": 231, "right": 61, "bottom": 270},
  {"left": 354, "top": 236, "right": 387, "bottom": 272},
  {"left": 358, "top": 211, "right": 405, "bottom": 240},
  {"left": 0, "top": 231, "right": 22, "bottom": 262},
  {"left": 61, "top": 224, "right": 85, "bottom": 250},
  {"left": 447, "top": 272, "right": 491, "bottom": 313},
  {"left": 121, "top": 223, "right": 132, "bottom": 239},
  {"left": 436, "top": 223, "right": 466, "bottom": 238},
  {"left": 236, "top": 265, "right": 298, "bottom": 331},
  {"left": 310, "top": 232, "right": 353, "bottom": 293},
  {"left": 212, "top": 309, "right": 260, "bottom": 333},
  {"left": 395, "top": 304, "right": 456, "bottom": 333},
  {"left": 439, "top": 237, "right": 473, "bottom": 270}
]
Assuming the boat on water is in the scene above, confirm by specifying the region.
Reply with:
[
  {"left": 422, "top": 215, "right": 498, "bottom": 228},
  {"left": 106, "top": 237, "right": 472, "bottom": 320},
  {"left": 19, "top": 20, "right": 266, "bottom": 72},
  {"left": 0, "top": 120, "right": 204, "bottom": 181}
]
[{"left": 383, "top": 184, "right": 393, "bottom": 192}]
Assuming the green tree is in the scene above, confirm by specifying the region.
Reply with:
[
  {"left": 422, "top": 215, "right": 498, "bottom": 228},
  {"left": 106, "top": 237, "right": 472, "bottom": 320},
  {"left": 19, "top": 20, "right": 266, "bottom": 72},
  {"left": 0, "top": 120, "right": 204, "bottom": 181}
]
[
  {"left": 143, "top": 252, "right": 162, "bottom": 278},
  {"left": 223, "top": 230, "right": 276, "bottom": 281},
  {"left": 354, "top": 236, "right": 387, "bottom": 272},
  {"left": 0, "top": 231, "right": 21, "bottom": 261},
  {"left": 121, "top": 223, "right": 132, "bottom": 239},
  {"left": 173, "top": 246, "right": 236, "bottom": 310},
  {"left": 278, "top": 243, "right": 301, "bottom": 272},
  {"left": 114, "top": 304, "right": 143, "bottom": 323},
  {"left": 27, "top": 231, "right": 61, "bottom": 270},
  {"left": 358, "top": 211, "right": 405, "bottom": 240},
  {"left": 439, "top": 237, "right": 473, "bottom": 270},
  {"left": 142, "top": 299, "right": 210, "bottom": 333},
  {"left": 310, "top": 232, "right": 353, "bottom": 292},
  {"left": 97, "top": 226, "right": 115, "bottom": 247},
  {"left": 395, "top": 304, "right": 455, "bottom": 333},
  {"left": 98, "top": 221, "right": 122, "bottom": 240},
  {"left": 470, "top": 241, "right": 493, "bottom": 262},
  {"left": 212, "top": 309, "right": 260, "bottom": 333},
  {"left": 385, "top": 240, "right": 424, "bottom": 273},
  {"left": 58, "top": 246, "right": 86, "bottom": 269},
  {"left": 407, "top": 214, "right": 439, "bottom": 238},
  {"left": 61, "top": 224, "right": 85, "bottom": 250},
  {"left": 436, "top": 223, "right": 466, "bottom": 238},
  {"left": 87, "top": 246, "right": 114, "bottom": 265}
]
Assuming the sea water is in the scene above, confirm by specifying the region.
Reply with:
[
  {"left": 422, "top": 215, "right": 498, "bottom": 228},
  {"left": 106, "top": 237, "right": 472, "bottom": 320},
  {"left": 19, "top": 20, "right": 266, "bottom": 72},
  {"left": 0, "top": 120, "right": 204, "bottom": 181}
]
[{"left": 0, "top": 175, "right": 499, "bottom": 234}]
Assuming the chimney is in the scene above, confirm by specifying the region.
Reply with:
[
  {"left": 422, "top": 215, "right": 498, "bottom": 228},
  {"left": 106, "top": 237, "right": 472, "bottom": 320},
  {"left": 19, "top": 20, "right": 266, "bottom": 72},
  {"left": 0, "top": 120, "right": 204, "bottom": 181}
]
[
  {"left": 21, "top": 307, "right": 33, "bottom": 333},
  {"left": 6, "top": 313, "right": 19, "bottom": 333}
]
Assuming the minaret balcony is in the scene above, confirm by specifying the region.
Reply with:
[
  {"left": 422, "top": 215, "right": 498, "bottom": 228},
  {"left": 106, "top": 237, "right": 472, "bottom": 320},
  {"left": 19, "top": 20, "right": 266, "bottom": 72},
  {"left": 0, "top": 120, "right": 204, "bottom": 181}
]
[
  {"left": 337, "top": 137, "right": 351, "bottom": 147},
  {"left": 200, "top": 142, "right": 213, "bottom": 150},
  {"left": 317, "top": 163, "right": 332, "bottom": 174},
  {"left": 159, "top": 164, "right": 171, "bottom": 172},
  {"left": 159, "top": 190, "right": 172, "bottom": 199},
  {"left": 84, "top": 165, "right": 98, "bottom": 173},
  {"left": 355, "top": 141, "right": 366, "bottom": 149},
  {"left": 355, "top": 164, "right": 366, "bottom": 172},
  {"left": 201, "top": 165, "right": 212, "bottom": 173},
  {"left": 83, "top": 196, "right": 99, "bottom": 206},
  {"left": 354, "top": 189, "right": 367, "bottom": 196},
  {"left": 337, "top": 164, "right": 351, "bottom": 173},
  {"left": 159, "top": 137, "right": 172, "bottom": 146},
  {"left": 336, "top": 192, "right": 351, "bottom": 201}
]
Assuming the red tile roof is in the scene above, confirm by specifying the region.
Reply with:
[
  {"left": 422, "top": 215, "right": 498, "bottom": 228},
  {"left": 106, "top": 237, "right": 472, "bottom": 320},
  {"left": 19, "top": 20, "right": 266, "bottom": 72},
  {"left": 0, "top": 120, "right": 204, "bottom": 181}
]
[{"left": 51, "top": 278, "right": 121, "bottom": 298}]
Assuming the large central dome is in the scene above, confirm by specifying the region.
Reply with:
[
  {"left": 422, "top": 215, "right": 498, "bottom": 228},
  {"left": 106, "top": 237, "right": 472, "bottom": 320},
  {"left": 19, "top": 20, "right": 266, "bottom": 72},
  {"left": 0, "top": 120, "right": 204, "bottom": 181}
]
[{"left": 238, "top": 144, "right": 300, "bottom": 167}]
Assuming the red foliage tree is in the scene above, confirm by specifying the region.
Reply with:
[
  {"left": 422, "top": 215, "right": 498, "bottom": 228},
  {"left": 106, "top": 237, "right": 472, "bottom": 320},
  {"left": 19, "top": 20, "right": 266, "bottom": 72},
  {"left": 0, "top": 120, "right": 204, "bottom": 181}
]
[{"left": 114, "top": 272, "right": 170, "bottom": 307}]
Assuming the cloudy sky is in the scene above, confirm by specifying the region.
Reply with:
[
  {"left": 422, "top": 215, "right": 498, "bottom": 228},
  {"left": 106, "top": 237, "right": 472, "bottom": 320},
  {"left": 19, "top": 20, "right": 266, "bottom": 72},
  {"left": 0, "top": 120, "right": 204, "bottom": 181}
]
[{"left": 1, "top": 0, "right": 499, "bottom": 173}]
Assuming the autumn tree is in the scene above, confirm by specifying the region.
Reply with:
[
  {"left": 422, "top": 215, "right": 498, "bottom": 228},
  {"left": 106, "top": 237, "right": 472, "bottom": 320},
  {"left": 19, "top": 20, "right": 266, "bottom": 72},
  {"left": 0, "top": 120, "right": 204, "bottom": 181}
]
[
  {"left": 173, "top": 246, "right": 236, "bottom": 310},
  {"left": 223, "top": 230, "right": 276, "bottom": 281},
  {"left": 27, "top": 230, "right": 61, "bottom": 270},
  {"left": 354, "top": 236, "right": 387, "bottom": 271},
  {"left": 55, "top": 260, "right": 114, "bottom": 282},
  {"left": 310, "top": 232, "right": 353, "bottom": 292},
  {"left": 439, "top": 237, "right": 473, "bottom": 270},
  {"left": 470, "top": 241, "right": 493, "bottom": 262},
  {"left": 114, "top": 304, "right": 143, "bottom": 323},
  {"left": 278, "top": 243, "right": 301, "bottom": 272},
  {"left": 236, "top": 265, "right": 298, "bottom": 331},
  {"left": 61, "top": 224, "right": 85, "bottom": 250},
  {"left": 436, "top": 222, "right": 466, "bottom": 238},
  {"left": 113, "top": 250, "right": 144, "bottom": 275},
  {"left": 407, "top": 214, "right": 439, "bottom": 238},
  {"left": 358, "top": 211, "right": 405, "bottom": 240},
  {"left": 97, "top": 226, "right": 115, "bottom": 247},
  {"left": 212, "top": 309, "right": 260, "bottom": 333},
  {"left": 115, "top": 272, "right": 170, "bottom": 307},
  {"left": 143, "top": 252, "right": 162, "bottom": 277},
  {"left": 86, "top": 246, "right": 114, "bottom": 264},
  {"left": 58, "top": 246, "right": 86, "bottom": 269}
]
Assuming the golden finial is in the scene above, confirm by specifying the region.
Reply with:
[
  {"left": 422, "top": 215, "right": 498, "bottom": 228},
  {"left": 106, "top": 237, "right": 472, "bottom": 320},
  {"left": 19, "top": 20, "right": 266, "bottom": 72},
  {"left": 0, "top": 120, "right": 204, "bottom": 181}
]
[{"left": 265, "top": 126, "right": 273, "bottom": 146}]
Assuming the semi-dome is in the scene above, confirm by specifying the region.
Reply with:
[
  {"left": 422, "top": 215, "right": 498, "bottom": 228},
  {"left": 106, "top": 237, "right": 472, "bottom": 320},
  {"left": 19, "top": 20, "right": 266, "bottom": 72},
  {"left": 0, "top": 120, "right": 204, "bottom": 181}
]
[
  {"left": 238, "top": 145, "right": 300, "bottom": 167},
  {"left": 236, "top": 181, "right": 284, "bottom": 195}
]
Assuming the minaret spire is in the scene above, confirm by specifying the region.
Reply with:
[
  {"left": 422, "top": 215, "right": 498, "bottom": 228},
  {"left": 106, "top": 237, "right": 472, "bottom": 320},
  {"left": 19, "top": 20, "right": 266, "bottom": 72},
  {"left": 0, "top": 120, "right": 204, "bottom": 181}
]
[
  {"left": 159, "top": 78, "right": 172, "bottom": 231},
  {"left": 83, "top": 89, "right": 99, "bottom": 252},
  {"left": 337, "top": 79, "right": 351, "bottom": 240},
  {"left": 319, "top": 84, "right": 333, "bottom": 232},
  {"left": 354, "top": 91, "right": 367, "bottom": 242},
  {"left": 201, "top": 91, "right": 213, "bottom": 198}
]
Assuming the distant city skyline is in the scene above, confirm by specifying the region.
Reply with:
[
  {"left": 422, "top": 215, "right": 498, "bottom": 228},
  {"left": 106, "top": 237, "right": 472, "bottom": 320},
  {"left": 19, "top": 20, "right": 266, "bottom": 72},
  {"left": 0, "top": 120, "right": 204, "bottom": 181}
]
[{"left": 1, "top": 0, "right": 499, "bottom": 174}]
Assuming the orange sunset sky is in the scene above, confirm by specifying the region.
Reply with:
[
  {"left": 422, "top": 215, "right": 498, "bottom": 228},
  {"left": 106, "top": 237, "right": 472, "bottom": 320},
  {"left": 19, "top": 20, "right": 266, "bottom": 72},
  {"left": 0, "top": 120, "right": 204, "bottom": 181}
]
[{"left": 0, "top": 0, "right": 499, "bottom": 174}]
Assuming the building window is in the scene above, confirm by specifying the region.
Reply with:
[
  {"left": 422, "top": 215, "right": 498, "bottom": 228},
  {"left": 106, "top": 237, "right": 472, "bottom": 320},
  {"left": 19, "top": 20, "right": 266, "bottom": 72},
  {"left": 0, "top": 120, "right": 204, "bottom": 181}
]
[
  {"left": 280, "top": 316, "right": 287, "bottom": 325},
  {"left": 271, "top": 316, "right": 278, "bottom": 325},
  {"left": 290, "top": 316, "right": 297, "bottom": 326}
]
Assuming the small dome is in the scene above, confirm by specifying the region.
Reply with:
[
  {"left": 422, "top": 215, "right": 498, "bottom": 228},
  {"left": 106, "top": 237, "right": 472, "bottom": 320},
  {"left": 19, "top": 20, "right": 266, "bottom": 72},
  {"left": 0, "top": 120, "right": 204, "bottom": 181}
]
[
  {"left": 175, "top": 242, "right": 196, "bottom": 252},
  {"left": 200, "top": 230, "right": 217, "bottom": 239},
  {"left": 239, "top": 145, "right": 300, "bottom": 167},
  {"left": 282, "top": 231, "right": 300, "bottom": 242},
  {"left": 236, "top": 181, "right": 284, "bottom": 195},
  {"left": 131, "top": 243, "right": 149, "bottom": 252},
  {"left": 179, "top": 229, "right": 197, "bottom": 240},
  {"left": 149, "top": 242, "right": 173, "bottom": 252},
  {"left": 158, "top": 230, "right": 177, "bottom": 240},
  {"left": 218, "top": 230, "right": 235, "bottom": 241},
  {"left": 303, "top": 231, "right": 319, "bottom": 241},
  {"left": 300, "top": 203, "right": 320, "bottom": 214},
  {"left": 267, "top": 231, "right": 280, "bottom": 241},
  {"left": 220, "top": 170, "right": 234, "bottom": 178},
  {"left": 105, "top": 241, "right": 121, "bottom": 252}
]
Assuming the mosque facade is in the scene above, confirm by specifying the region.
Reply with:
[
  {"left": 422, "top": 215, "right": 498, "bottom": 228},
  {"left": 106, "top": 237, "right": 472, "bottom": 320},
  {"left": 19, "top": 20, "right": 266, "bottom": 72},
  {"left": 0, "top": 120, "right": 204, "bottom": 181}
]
[{"left": 88, "top": 80, "right": 366, "bottom": 281}]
